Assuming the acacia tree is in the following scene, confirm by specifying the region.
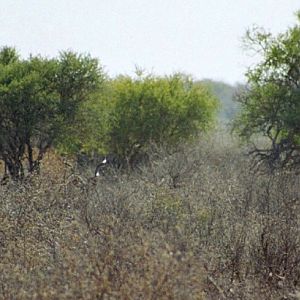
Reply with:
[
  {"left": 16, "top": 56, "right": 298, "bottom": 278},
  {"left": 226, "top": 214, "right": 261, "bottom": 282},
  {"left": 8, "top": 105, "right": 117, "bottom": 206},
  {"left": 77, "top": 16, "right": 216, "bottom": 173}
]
[
  {"left": 234, "top": 12, "right": 300, "bottom": 170},
  {"left": 0, "top": 47, "right": 104, "bottom": 180}
]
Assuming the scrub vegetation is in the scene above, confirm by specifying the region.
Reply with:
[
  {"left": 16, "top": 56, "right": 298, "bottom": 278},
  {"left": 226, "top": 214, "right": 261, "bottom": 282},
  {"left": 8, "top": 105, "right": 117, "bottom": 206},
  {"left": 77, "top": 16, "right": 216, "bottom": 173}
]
[
  {"left": 1, "top": 11, "right": 300, "bottom": 300},
  {"left": 1, "top": 136, "right": 300, "bottom": 299}
]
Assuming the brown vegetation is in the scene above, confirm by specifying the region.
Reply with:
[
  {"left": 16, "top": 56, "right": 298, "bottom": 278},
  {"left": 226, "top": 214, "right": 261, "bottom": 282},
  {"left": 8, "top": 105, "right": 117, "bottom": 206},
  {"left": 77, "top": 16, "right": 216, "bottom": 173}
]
[{"left": 1, "top": 134, "right": 300, "bottom": 299}]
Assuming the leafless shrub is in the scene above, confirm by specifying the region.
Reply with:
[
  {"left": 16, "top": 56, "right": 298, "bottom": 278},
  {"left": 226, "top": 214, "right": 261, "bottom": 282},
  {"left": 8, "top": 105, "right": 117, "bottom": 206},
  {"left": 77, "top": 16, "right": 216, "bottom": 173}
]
[{"left": 1, "top": 132, "right": 300, "bottom": 299}]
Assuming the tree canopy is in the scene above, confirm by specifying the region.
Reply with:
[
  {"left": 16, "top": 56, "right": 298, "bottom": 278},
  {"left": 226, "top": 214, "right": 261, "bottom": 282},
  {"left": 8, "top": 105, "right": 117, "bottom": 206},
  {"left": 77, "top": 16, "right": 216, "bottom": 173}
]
[
  {"left": 233, "top": 12, "right": 300, "bottom": 170},
  {"left": 0, "top": 47, "right": 105, "bottom": 179},
  {"left": 0, "top": 48, "right": 218, "bottom": 179}
]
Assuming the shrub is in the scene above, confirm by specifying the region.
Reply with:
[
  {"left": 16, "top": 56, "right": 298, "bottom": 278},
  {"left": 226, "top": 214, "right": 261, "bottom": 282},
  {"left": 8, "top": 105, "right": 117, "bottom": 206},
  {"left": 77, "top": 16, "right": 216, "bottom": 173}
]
[{"left": 105, "top": 73, "right": 218, "bottom": 165}]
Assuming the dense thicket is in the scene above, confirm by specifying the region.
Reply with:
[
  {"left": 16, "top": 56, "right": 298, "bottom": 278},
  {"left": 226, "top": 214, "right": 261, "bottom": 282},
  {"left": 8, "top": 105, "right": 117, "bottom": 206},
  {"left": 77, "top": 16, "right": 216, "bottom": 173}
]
[
  {"left": 0, "top": 49, "right": 219, "bottom": 179},
  {"left": 59, "top": 72, "right": 219, "bottom": 167},
  {"left": 1, "top": 136, "right": 300, "bottom": 299}
]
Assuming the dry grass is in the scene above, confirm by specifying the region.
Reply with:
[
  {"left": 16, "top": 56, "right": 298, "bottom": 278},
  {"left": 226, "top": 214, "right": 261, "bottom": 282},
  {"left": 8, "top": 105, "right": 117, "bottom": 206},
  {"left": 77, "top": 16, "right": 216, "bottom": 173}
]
[{"left": 1, "top": 133, "right": 300, "bottom": 299}]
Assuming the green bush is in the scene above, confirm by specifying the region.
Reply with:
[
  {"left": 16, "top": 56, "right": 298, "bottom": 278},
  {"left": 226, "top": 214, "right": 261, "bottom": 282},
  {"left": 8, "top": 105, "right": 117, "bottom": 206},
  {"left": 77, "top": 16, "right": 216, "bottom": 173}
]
[{"left": 105, "top": 73, "right": 218, "bottom": 164}]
